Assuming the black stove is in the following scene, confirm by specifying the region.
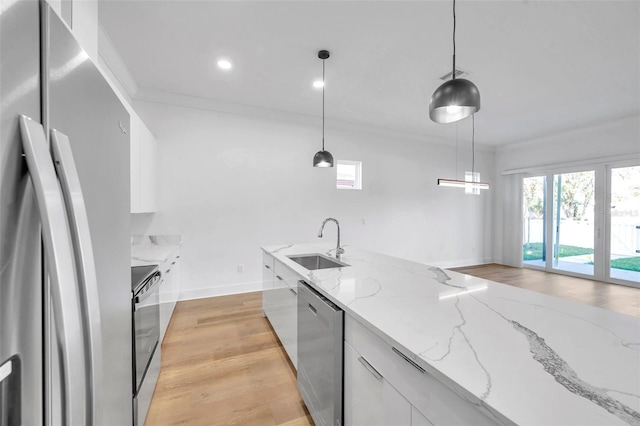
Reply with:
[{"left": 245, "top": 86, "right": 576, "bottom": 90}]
[{"left": 131, "top": 265, "right": 158, "bottom": 293}]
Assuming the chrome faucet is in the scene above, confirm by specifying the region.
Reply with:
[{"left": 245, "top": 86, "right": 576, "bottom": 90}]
[{"left": 318, "top": 218, "right": 344, "bottom": 258}]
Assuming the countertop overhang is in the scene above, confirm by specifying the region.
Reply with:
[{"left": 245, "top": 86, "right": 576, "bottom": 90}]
[
  {"left": 262, "top": 243, "right": 640, "bottom": 426},
  {"left": 131, "top": 235, "right": 182, "bottom": 267}
]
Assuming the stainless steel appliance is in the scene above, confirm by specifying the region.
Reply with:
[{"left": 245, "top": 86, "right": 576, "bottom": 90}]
[
  {"left": 131, "top": 265, "right": 162, "bottom": 426},
  {"left": 0, "top": 1, "right": 131, "bottom": 424},
  {"left": 297, "top": 281, "right": 344, "bottom": 426}
]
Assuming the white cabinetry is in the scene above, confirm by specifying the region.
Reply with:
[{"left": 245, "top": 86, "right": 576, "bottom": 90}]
[
  {"left": 130, "top": 112, "right": 157, "bottom": 213},
  {"left": 262, "top": 252, "right": 297, "bottom": 369},
  {"left": 159, "top": 249, "right": 180, "bottom": 342},
  {"left": 344, "top": 341, "right": 412, "bottom": 425},
  {"left": 411, "top": 407, "right": 434, "bottom": 426},
  {"left": 345, "top": 315, "right": 496, "bottom": 426}
]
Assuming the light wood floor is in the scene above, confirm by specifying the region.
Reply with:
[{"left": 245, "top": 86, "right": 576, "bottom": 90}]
[
  {"left": 145, "top": 291, "right": 313, "bottom": 426},
  {"left": 450, "top": 264, "right": 640, "bottom": 317},
  {"left": 146, "top": 264, "right": 639, "bottom": 425}
]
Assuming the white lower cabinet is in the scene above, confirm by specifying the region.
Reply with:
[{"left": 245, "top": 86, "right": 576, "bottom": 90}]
[
  {"left": 159, "top": 250, "right": 181, "bottom": 342},
  {"left": 345, "top": 315, "right": 497, "bottom": 426},
  {"left": 262, "top": 254, "right": 276, "bottom": 318},
  {"left": 344, "top": 341, "right": 412, "bottom": 426},
  {"left": 411, "top": 407, "right": 434, "bottom": 426},
  {"left": 262, "top": 252, "right": 297, "bottom": 369}
]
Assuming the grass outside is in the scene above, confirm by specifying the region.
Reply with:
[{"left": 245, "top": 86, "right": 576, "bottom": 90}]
[
  {"left": 523, "top": 243, "right": 640, "bottom": 272},
  {"left": 610, "top": 257, "right": 640, "bottom": 272},
  {"left": 523, "top": 243, "right": 593, "bottom": 261}
]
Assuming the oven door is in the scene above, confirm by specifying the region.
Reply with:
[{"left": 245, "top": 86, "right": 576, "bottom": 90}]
[{"left": 133, "top": 275, "right": 160, "bottom": 394}]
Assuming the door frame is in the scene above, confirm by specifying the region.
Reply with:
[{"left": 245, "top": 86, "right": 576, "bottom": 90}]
[{"left": 522, "top": 160, "right": 640, "bottom": 288}]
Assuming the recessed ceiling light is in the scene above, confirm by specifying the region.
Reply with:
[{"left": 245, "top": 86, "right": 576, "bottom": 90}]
[
  {"left": 313, "top": 80, "right": 324, "bottom": 88},
  {"left": 217, "top": 59, "right": 232, "bottom": 70}
]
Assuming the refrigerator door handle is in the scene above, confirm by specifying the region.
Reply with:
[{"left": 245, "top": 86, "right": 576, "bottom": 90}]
[
  {"left": 18, "top": 115, "right": 88, "bottom": 425},
  {"left": 51, "top": 129, "right": 103, "bottom": 425},
  {"left": 0, "top": 356, "right": 21, "bottom": 424}
]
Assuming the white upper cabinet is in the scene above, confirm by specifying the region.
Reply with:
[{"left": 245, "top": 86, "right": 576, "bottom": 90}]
[{"left": 130, "top": 112, "right": 157, "bottom": 213}]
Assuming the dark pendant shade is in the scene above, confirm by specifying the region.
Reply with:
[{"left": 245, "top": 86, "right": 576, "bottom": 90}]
[
  {"left": 313, "top": 150, "right": 334, "bottom": 167},
  {"left": 429, "top": 78, "right": 481, "bottom": 124}
]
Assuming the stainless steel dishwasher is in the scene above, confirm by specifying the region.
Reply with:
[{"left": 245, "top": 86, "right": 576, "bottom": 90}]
[{"left": 297, "top": 280, "right": 344, "bottom": 426}]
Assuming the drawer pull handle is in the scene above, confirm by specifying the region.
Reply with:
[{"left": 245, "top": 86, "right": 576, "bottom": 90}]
[
  {"left": 358, "top": 356, "right": 383, "bottom": 381},
  {"left": 308, "top": 303, "right": 317, "bottom": 315},
  {"left": 289, "top": 288, "right": 297, "bottom": 295},
  {"left": 264, "top": 265, "right": 271, "bottom": 270},
  {"left": 392, "top": 347, "right": 425, "bottom": 373},
  {"left": 276, "top": 275, "right": 283, "bottom": 281}
]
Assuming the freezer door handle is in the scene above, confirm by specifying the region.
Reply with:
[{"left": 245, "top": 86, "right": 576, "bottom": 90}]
[
  {"left": 51, "top": 129, "right": 103, "bottom": 425},
  {"left": 0, "top": 356, "right": 21, "bottom": 425},
  {"left": 19, "top": 116, "right": 88, "bottom": 425}
]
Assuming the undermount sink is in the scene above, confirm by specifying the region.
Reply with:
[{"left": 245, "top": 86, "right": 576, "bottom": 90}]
[{"left": 287, "top": 254, "right": 349, "bottom": 270}]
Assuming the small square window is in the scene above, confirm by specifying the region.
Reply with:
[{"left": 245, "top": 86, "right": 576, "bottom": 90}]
[{"left": 337, "top": 160, "right": 362, "bottom": 190}]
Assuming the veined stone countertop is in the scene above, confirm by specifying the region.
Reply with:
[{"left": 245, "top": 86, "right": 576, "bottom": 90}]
[
  {"left": 131, "top": 234, "right": 182, "bottom": 267},
  {"left": 262, "top": 243, "right": 640, "bottom": 426}
]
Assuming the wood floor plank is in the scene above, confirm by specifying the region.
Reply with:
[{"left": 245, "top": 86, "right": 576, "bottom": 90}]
[
  {"left": 450, "top": 264, "right": 640, "bottom": 317},
  {"left": 145, "top": 291, "right": 312, "bottom": 426}
]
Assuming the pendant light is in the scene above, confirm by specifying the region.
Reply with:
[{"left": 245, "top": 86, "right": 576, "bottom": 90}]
[
  {"left": 429, "top": 0, "right": 480, "bottom": 124},
  {"left": 437, "top": 115, "right": 489, "bottom": 191},
  {"left": 313, "top": 50, "right": 334, "bottom": 167}
]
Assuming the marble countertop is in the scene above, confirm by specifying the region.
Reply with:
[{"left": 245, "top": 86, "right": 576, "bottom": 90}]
[
  {"left": 262, "top": 243, "right": 640, "bottom": 426},
  {"left": 131, "top": 235, "right": 182, "bottom": 267}
]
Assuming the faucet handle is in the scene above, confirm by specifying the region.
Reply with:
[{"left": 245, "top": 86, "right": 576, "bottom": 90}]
[{"left": 336, "top": 247, "right": 345, "bottom": 255}]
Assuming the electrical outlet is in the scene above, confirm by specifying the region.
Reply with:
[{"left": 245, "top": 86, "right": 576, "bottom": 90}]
[{"left": 237, "top": 264, "right": 244, "bottom": 273}]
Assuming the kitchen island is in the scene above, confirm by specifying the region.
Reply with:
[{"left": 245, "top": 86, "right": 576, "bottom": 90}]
[{"left": 262, "top": 243, "right": 640, "bottom": 426}]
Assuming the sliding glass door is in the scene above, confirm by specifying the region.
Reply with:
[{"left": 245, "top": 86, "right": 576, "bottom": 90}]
[
  {"left": 522, "top": 162, "right": 639, "bottom": 287},
  {"left": 523, "top": 176, "right": 546, "bottom": 267},
  {"left": 552, "top": 171, "right": 595, "bottom": 276},
  {"left": 608, "top": 166, "right": 640, "bottom": 283}
]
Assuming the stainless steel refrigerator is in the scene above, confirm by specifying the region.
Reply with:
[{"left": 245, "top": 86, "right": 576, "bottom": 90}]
[{"left": 1, "top": 1, "right": 132, "bottom": 424}]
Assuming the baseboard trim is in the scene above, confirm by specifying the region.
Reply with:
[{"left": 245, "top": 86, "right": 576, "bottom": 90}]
[
  {"left": 178, "top": 280, "right": 263, "bottom": 301},
  {"left": 430, "top": 258, "right": 495, "bottom": 269}
]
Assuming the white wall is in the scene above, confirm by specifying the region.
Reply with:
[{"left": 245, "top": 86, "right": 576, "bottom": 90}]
[
  {"left": 492, "top": 115, "right": 640, "bottom": 264},
  {"left": 134, "top": 100, "right": 494, "bottom": 300}
]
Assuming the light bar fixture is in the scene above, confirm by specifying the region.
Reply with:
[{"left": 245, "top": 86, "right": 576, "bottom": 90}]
[
  {"left": 437, "top": 179, "right": 489, "bottom": 190},
  {"left": 437, "top": 115, "right": 490, "bottom": 191}
]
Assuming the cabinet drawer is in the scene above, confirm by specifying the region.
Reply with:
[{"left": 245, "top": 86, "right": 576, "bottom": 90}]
[
  {"left": 274, "top": 258, "right": 299, "bottom": 290},
  {"left": 262, "top": 251, "right": 274, "bottom": 270},
  {"left": 345, "top": 316, "right": 498, "bottom": 426},
  {"left": 344, "top": 341, "right": 411, "bottom": 426}
]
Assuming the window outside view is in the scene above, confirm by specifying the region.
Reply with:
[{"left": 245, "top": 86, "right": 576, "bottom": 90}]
[
  {"left": 336, "top": 160, "right": 362, "bottom": 190},
  {"left": 610, "top": 166, "right": 640, "bottom": 282},
  {"left": 523, "top": 176, "right": 546, "bottom": 266},
  {"left": 551, "top": 171, "right": 596, "bottom": 276},
  {"left": 522, "top": 167, "right": 640, "bottom": 283}
]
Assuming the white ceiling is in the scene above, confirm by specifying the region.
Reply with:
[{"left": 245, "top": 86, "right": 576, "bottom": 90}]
[{"left": 98, "top": 0, "right": 640, "bottom": 146}]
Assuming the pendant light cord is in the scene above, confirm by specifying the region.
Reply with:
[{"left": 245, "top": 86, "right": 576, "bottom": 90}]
[
  {"left": 322, "top": 58, "right": 326, "bottom": 151},
  {"left": 472, "top": 114, "right": 475, "bottom": 175},
  {"left": 452, "top": 0, "right": 456, "bottom": 79},
  {"left": 455, "top": 122, "right": 459, "bottom": 179}
]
